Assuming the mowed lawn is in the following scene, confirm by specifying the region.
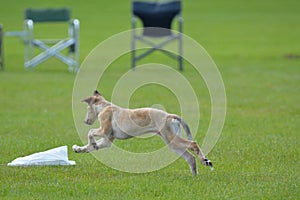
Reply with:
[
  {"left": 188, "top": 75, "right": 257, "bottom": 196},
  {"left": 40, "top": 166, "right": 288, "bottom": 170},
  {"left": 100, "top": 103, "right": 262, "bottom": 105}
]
[{"left": 0, "top": 0, "right": 299, "bottom": 199}]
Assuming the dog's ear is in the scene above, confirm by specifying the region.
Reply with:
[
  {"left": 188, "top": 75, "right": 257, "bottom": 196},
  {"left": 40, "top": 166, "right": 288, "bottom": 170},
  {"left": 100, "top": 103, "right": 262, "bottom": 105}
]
[
  {"left": 81, "top": 96, "right": 93, "bottom": 104},
  {"left": 94, "top": 90, "right": 102, "bottom": 96}
]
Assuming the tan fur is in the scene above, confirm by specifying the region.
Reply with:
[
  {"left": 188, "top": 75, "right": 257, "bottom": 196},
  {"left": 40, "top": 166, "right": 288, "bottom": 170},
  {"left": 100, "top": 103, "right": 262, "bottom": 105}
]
[{"left": 73, "top": 90, "right": 213, "bottom": 175}]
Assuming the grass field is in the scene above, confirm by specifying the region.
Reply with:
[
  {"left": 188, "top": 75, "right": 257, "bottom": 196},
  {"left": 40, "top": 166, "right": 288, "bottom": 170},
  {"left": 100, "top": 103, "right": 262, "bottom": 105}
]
[{"left": 1, "top": 0, "right": 300, "bottom": 199}]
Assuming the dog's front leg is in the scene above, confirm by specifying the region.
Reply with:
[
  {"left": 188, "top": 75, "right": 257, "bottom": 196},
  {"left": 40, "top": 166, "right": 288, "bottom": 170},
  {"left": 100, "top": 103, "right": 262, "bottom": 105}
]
[
  {"left": 88, "top": 128, "right": 100, "bottom": 150},
  {"left": 72, "top": 128, "right": 100, "bottom": 153},
  {"left": 94, "top": 138, "right": 112, "bottom": 149},
  {"left": 73, "top": 119, "right": 113, "bottom": 153},
  {"left": 72, "top": 144, "right": 95, "bottom": 153},
  {"left": 87, "top": 126, "right": 113, "bottom": 151},
  {"left": 73, "top": 133, "right": 112, "bottom": 153}
]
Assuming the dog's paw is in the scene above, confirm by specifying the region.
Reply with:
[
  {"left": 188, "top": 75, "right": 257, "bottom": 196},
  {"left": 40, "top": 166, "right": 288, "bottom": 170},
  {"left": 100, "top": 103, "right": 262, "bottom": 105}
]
[
  {"left": 72, "top": 145, "right": 80, "bottom": 153},
  {"left": 92, "top": 143, "right": 99, "bottom": 150},
  {"left": 204, "top": 158, "right": 214, "bottom": 170}
]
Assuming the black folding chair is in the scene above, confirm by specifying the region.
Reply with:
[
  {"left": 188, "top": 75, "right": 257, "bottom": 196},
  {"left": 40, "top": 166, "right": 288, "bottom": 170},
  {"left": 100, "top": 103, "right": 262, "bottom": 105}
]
[{"left": 131, "top": 0, "right": 183, "bottom": 70}]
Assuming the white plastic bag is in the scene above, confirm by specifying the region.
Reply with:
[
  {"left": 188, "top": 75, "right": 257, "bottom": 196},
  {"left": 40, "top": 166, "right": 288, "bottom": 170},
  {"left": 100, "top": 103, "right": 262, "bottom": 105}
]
[{"left": 8, "top": 146, "right": 75, "bottom": 166}]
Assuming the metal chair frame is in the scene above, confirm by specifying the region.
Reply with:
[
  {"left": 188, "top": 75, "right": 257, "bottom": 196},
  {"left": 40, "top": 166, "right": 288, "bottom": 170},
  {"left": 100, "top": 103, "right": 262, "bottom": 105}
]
[{"left": 24, "top": 16, "right": 80, "bottom": 72}]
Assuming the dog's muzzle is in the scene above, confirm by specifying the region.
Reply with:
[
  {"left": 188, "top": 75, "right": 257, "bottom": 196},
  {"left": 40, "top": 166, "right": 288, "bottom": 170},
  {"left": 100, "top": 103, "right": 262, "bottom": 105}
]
[{"left": 85, "top": 120, "right": 93, "bottom": 125}]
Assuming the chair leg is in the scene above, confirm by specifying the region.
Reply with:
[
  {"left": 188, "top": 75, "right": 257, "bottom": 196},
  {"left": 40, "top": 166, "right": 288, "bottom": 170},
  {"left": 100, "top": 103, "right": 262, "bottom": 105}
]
[
  {"left": 131, "top": 38, "right": 136, "bottom": 70},
  {"left": 179, "top": 56, "right": 183, "bottom": 71},
  {"left": 178, "top": 16, "right": 183, "bottom": 71},
  {"left": 69, "top": 19, "right": 80, "bottom": 73},
  {"left": 26, "top": 39, "right": 76, "bottom": 67},
  {"left": 178, "top": 35, "right": 183, "bottom": 71},
  {"left": 131, "top": 17, "right": 137, "bottom": 70},
  {"left": 179, "top": 36, "right": 183, "bottom": 71},
  {"left": 24, "top": 20, "right": 34, "bottom": 70}
]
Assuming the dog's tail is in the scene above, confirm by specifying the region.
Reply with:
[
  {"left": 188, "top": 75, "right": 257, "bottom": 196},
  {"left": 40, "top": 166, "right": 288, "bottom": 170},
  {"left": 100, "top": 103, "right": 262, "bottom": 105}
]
[{"left": 168, "top": 115, "right": 193, "bottom": 140}]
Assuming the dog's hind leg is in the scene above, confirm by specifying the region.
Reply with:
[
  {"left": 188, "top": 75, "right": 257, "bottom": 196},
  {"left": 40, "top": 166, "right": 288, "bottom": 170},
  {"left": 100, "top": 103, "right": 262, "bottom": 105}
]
[
  {"left": 161, "top": 132, "right": 213, "bottom": 171},
  {"left": 170, "top": 119, "right": 182, "bottom": 137},
  {"left": 188, "top": 141, "right": 213, "bottom": 169},
  {"left": 172, "top": 147, "right": 197, "bottom": 176},
  {"left": 158, "top": 133, "right": 197, "bottom": 175},
  {"left": 172, "top": 136, "right": 213, "bottom": 169}
]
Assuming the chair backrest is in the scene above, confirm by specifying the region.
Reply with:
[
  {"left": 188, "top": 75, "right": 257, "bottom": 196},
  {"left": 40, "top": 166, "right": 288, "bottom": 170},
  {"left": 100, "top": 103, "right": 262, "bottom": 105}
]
[
  {"left": 25, "top": 8, "right": 71, "bottom": 22},
  {"left": 132, "top": 1, "right": 181, "bottom": 37}
]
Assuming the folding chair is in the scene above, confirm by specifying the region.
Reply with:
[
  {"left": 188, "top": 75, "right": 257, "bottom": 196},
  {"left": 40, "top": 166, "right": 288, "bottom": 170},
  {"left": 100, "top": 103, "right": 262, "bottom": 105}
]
[
  {"left": 24, "top": 8, "right": 80, "bottom": 72},
  {"left": 131, "top": 0, "right": 183, "bottom": 70}
]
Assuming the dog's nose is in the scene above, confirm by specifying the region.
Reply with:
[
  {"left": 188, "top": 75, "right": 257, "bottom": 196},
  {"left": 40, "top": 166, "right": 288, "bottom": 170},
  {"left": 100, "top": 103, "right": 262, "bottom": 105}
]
[{"left": 85, "top": 120, "right": 92, "bottom": 125}]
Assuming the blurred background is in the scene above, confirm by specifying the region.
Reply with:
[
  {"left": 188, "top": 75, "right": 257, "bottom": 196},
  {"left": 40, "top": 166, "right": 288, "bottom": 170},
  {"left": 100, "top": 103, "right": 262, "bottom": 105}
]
[
  {"left": 0, "top": 0, "right": 299, "bottom": 199},
  {"left": 1, "top": 0, "right": 298, "bottom": 71}
]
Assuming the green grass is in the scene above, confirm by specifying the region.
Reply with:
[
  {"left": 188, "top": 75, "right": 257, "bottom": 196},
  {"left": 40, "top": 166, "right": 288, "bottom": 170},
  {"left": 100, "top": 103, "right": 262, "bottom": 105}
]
[{"left": 1, "top": 0, "right": 300, "bottom": 199}]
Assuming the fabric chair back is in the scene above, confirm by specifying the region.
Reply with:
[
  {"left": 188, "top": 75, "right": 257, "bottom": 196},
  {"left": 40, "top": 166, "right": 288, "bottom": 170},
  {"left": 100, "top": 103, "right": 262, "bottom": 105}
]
[
  {"left": 25, "top": 8, "right": 71, "bottom": 22},
  {"left": 132, "top": 1, "right": 181, "bottom": 37}
]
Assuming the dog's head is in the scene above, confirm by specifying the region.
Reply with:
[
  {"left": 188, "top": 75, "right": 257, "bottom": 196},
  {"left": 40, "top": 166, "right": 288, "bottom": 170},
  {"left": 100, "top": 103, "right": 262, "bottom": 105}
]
[{"left": 81, "top": 90, "right": 105, "bottom": 125}]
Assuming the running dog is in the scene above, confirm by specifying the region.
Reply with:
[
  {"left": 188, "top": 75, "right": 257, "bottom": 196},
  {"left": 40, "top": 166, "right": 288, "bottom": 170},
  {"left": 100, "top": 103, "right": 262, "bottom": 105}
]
[{"left": 72, "top": 90, "right": 213, "bottom": 175}]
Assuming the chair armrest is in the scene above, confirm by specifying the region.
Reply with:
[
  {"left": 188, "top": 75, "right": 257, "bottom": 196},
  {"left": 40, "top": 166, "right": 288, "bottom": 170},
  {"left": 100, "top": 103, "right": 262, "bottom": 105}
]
[
  {"left": 70, "top": 19, "right": 80, "bottom": 27},
  {"left": 69, "top": 19, "right": 80, "bottom": 37},
  {"left": 24, "top": 19, "right": 34, "bottom": 31},
  {"left": 178, "top": 15, "right": 183, "bottom": 33}
]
